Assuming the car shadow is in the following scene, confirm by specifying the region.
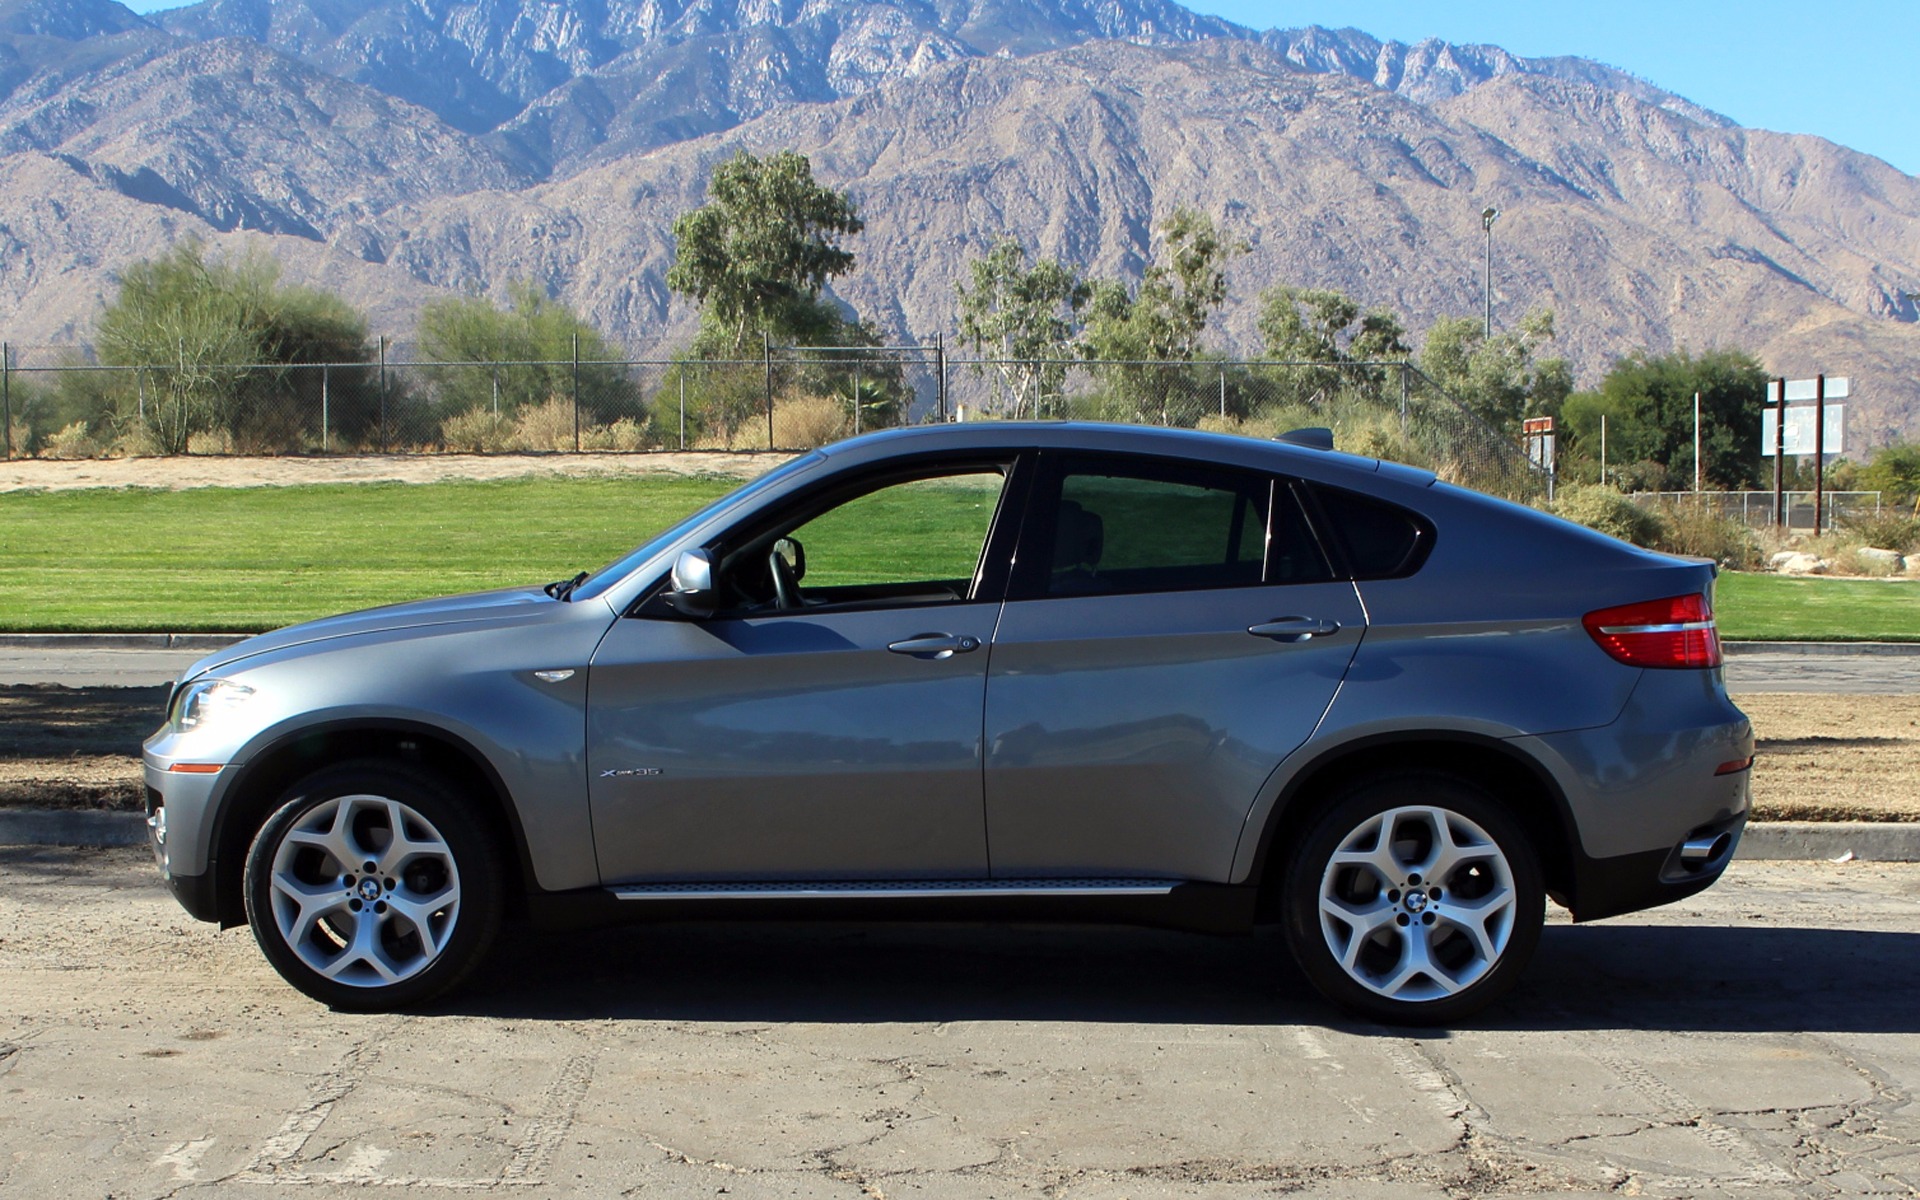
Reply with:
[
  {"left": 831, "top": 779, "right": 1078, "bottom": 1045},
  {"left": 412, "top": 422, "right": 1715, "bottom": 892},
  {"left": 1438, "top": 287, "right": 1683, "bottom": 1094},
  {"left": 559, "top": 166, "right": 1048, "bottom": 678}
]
[{"left": 444, "top": 919, "right": 1920, "bottom": 1034}]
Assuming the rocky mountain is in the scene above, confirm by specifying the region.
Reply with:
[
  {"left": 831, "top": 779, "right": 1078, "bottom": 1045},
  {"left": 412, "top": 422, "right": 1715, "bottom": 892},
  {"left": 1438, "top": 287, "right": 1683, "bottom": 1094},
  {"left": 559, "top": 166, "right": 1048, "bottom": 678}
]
[{"left": 0, "top": 0, "right": 1914, "bottom": 443}]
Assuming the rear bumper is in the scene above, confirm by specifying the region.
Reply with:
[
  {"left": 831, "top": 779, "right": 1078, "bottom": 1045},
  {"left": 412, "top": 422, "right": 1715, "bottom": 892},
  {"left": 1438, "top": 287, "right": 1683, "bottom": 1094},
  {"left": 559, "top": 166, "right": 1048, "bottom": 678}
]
[{"left": 1568, "top": 809, "right": 1747, "bottom": 923}]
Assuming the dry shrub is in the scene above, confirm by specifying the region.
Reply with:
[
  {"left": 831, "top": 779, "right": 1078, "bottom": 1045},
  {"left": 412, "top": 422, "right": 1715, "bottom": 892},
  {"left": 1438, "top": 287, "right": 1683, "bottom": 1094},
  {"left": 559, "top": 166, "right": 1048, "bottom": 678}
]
[
  {"left": 1658, "top": 504, "right": 1760, "bottom": 568},
  {"left": 1839, "top": 513, "right": 1920, "bottom": 555},
  {"left": 233, "top": 405, "right": 312, "bottom": 455},
  {"left": 441, "top": 406, "right": 515, "bottom": 453},
  {"left": 43, "top": 420, "right": 105, "bottom": 459},
  {"left": 510, "top": 397, "right": 577, "bottom": 452},
  {"left": 772, "top": 393, "right": 847, "bottom": 449},
  {"left": 579, "top": 417, "right": 652, "bottom": 452}
]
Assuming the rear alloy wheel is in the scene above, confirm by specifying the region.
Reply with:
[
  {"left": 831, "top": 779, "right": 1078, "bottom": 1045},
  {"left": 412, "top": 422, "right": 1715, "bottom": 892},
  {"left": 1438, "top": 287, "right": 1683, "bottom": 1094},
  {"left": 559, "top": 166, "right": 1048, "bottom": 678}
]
[
  {"left": 243, "top": 762, "right": 503, "bottom": 1010},
  {"left": 1284, "top": 775, "right": 1543, "bottom": 1024}
]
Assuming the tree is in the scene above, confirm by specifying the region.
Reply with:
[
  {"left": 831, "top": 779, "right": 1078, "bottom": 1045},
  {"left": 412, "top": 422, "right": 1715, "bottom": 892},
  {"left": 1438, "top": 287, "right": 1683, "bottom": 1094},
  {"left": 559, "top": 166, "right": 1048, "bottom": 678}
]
[
  {"left": 1256, "top": 286, "right": 1409, "bottom": 406},
  {"left": 1860, "top": 441, "right": 1920, "bottom": 508},
  {"left": 1418, "top": 310, "right": 1572, "bottom": 431},
  {"left": 1559, "top": 348, "right": 1768, "bottom": 491},
  {"left": 668, "top": 149, "right": 865, "bottom": 357},
  {"left": 1080, "top": 208, "right": 1244, "bottom": 423},
  {"left": 418, "top": 280, "right": 640, "bottom": 434},
  {"left": 97, "top": 240, "right": 370, "bottom": 453},
  {"left": 953, "top": 237, "right": 1090, "bottom": 417}
]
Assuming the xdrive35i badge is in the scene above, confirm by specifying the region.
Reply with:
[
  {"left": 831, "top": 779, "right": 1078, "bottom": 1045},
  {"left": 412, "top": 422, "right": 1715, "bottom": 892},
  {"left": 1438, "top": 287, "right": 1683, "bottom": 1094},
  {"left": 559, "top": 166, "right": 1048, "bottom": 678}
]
[{"left": 600, "top": 768, "right": 663, "bottom": 778}]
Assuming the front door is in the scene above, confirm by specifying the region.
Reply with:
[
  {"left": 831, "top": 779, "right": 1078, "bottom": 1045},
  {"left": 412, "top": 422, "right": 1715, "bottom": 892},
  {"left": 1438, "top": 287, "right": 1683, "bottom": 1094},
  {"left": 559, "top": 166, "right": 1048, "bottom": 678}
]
[{"left": 588, "top": 463, "right": 1016, "bottom": 883}]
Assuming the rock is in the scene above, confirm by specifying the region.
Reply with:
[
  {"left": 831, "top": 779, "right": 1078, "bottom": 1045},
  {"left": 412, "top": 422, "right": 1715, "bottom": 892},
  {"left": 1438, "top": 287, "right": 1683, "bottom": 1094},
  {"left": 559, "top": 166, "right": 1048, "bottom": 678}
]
[
  {"left": 1769, "top": 551, "right": 1801, "bottom": 569},
  {"left": 1778, "top": 553, "right": 1830, "bottom": 575},
  {"left": 1858, "top": 547, "right": 1905, "bottom": 568}
]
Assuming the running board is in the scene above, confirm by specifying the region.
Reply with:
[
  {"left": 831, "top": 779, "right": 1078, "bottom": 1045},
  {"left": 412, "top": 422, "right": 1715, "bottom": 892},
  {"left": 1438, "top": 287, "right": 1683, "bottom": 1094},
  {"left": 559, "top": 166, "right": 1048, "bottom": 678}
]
[{"left": 607, "top": 878, "right": 1181, "bottom": 901}]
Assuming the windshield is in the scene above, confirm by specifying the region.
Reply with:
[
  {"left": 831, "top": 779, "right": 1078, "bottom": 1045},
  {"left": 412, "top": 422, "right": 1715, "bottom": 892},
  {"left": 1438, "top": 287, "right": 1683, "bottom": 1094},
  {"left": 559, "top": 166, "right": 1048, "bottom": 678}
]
[{"left": 568, "top": 452, "right": 826, "bottom": 603}]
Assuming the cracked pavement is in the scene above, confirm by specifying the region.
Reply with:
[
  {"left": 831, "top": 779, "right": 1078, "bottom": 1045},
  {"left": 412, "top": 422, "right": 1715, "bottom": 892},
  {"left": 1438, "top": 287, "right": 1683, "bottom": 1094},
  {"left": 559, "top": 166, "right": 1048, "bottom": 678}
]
[{"left": 3, "top": 849, "right": 1918, "bottom": 1198}]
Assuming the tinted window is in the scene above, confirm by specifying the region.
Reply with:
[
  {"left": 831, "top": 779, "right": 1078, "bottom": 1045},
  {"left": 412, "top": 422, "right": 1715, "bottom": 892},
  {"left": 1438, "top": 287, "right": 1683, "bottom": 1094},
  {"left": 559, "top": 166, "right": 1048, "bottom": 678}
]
[
  {"left": 1309, "top": 485, "right": 1431, "bottom": 578},
  {"left": 1034, "top": 460, "right": 1329, "bottom": 597}
]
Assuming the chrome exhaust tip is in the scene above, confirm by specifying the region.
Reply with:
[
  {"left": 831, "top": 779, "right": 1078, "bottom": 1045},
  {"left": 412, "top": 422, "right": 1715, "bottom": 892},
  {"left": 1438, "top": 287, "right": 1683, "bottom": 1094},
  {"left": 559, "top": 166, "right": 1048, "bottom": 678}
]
[{"left": 1679, "top": 832, "right": 1731, "bottom": 868}]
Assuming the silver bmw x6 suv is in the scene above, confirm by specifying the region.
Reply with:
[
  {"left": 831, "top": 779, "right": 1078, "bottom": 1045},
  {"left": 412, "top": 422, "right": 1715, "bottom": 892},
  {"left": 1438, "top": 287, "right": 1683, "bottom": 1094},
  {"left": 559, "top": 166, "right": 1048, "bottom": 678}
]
[{"left": 145, "top": 423, "right": 1751, "bottom": 1022}]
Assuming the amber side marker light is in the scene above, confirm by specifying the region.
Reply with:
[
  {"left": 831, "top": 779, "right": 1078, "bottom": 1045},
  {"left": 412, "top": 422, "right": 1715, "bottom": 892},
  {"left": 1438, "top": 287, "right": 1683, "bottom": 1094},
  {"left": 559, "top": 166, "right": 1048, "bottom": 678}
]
[
  {"left": 166, "top": 763, "right": 225, "bottom": 774},
  {"left": 1582, "top": 593, "right": 1723, "bottom": 669}
]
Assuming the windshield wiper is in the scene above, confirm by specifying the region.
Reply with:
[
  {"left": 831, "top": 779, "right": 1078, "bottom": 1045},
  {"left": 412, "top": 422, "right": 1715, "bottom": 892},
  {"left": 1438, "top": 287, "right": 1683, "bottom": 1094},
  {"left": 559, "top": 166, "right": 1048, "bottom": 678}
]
[{"left": 545, "top": 571, "right": 588, "bottom": 601}]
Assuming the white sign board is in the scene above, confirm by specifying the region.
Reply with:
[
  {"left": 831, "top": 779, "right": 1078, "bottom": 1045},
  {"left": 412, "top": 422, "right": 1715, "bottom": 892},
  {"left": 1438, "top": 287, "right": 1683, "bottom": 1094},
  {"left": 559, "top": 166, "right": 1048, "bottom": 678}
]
[
  {"left": 1769, "top": 377, "right": 1850, "bottom": 404},
  {"left": 1762, "top": 404, "right": 1845, "bottom": 456}
]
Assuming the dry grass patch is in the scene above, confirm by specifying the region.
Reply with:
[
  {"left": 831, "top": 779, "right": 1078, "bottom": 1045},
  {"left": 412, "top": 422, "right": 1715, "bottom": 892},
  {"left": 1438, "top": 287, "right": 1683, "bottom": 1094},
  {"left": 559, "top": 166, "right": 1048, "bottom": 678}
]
[{"left": 1739, "top": 693, "right": 1920, "bottom": 822}]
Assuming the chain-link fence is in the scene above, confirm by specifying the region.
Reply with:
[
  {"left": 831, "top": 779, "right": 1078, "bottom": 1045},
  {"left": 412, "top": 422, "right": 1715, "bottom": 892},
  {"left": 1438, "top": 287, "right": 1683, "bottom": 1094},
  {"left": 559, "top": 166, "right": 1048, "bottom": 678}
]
[
  {"left": 1629, "top": 490, "right": 1888, "bottom": 533},
  {"left": 1, "top": 344, "right": 1547, "bottom": 499}
]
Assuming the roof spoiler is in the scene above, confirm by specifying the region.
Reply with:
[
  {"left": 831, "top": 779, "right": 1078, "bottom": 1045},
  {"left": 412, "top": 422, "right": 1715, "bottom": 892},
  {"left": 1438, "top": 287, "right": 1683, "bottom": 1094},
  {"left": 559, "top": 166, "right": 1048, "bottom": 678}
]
[{"left": 1276, "top": 427, "right": 1334, "bottom": 451}]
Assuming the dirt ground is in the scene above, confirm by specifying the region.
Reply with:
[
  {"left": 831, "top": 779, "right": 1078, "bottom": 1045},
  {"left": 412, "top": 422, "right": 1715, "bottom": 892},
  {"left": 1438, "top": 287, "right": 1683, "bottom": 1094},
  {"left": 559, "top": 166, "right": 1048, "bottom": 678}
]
[
  {"left": 4, "top": 685, "right": 1913, "bottom": 821},
  {"left": 0, "top": 450, "right": 792, "bottom": 492}
]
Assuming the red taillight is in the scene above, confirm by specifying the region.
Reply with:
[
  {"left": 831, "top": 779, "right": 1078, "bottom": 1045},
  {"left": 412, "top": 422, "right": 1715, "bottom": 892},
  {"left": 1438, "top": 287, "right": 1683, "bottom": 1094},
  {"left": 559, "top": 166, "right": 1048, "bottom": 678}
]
[{"left": 1582, "top": 593, "right": 1722, "bottom": 669}]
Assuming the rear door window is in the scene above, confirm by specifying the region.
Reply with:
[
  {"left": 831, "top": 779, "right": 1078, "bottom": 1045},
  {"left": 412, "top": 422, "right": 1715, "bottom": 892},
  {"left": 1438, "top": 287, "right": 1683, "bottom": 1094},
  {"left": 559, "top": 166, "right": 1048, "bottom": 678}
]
[{"left": 1018, "top": 456, "right": 1331, "bottom": 597}]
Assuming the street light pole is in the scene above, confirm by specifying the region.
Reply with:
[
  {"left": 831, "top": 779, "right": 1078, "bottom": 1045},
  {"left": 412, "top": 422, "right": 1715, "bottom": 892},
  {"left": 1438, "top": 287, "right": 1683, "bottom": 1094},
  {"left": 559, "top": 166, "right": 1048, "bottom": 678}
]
[{"left": 1481, "top": 206, "right": 1499, "bottom": 339}]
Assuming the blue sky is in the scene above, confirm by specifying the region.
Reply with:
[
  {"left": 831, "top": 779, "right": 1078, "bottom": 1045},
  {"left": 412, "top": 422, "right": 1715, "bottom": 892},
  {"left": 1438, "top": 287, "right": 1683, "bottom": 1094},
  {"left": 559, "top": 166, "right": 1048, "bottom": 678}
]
[
  {"left": 1189, "top": 1, "right": 1918, "bottom": 174},
  {"left": 113, "top": 0, "right": 1917, "bottom": 174}
]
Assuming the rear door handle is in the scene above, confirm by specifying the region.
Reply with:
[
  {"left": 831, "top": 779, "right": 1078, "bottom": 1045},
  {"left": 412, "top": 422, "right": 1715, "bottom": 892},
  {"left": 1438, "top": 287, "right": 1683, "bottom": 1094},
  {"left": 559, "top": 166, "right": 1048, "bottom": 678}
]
[
  {"left": 887, "top": 633, "right": 982, "bottom": 659},
  {"left": 1248, "top": 617, "right": 1341, "bottom": 643}
]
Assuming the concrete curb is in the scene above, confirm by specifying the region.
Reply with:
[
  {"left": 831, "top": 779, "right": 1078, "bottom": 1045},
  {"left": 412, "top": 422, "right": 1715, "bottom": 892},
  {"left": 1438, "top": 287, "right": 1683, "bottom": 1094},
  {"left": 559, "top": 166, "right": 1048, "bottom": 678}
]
[
  {"left": 1736, "top": 822, "right": 1920, "bottom": 862},
  {"left": 0, "top": 633, "right": 245, "bottom": 650},
  {"left": 0, "top": 808, "right": 149, "bottom": 848},
  {"left": 1723, "top": 642, "right": 1920, "bottom": 657},
  {"left": 4, "top": 810, "right": 1918, "bottom": 862}
]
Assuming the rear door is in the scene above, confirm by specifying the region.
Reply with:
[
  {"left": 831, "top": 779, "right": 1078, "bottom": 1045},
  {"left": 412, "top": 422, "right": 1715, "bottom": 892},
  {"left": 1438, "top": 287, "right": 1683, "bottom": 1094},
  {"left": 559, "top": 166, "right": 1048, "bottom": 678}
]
[{"left": 983, "top": 453, "right": 1365, "bottom": 881}]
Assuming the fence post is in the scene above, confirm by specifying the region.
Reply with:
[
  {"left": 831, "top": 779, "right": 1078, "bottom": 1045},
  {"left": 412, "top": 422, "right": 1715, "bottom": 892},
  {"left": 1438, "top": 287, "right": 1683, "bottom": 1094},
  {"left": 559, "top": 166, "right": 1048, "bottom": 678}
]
[
  {"left": 1219, "top": 367, "right": 1226, "bottom": 420},
  {"left": 321, "top": 363, "right": 330, "bottom": 454},
  {"left": 571, "top": 333, "right": 581, "bottom": 453},
  {"left": 2, "top": 342, "right": 11, "bottom": 461},
  {"left": 936, "top": 333, "right": 947, "bottom": 423},
  {"left": 678, "top": 369, "right": 686, "bottom": 450},
  {"left": 138, "top": 368, "right": 146, "bottom": 425},
  {"left": 1399, "top": 363, "right": 1409, "bottom": 433},
  {"left": 763, "top": 332, "right": 774, "bottom": 449},
  {"left": 378, "top": 337, "right": 389, "bottom": 453},
  {"left": 853, "top": 360, "right": 862, "bottom": 436}
]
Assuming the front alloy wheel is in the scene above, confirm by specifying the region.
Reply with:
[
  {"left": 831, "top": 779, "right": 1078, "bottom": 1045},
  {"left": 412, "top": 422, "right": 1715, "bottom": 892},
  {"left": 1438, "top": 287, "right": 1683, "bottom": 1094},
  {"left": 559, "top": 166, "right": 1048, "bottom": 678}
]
[
  {"left": 244, "top": 762, "right": 502, "bottom": 1010},
  {"left": 1285, "top": 776, "right": 1543, "bottom": 1023}
]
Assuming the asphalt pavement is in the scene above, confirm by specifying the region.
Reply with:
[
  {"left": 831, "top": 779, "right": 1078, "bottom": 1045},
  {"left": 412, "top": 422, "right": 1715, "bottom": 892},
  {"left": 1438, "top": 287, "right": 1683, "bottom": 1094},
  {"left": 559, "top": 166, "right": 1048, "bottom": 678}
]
[{"left": 3, "top": 848, "right": 1917, "bottom": 1198}]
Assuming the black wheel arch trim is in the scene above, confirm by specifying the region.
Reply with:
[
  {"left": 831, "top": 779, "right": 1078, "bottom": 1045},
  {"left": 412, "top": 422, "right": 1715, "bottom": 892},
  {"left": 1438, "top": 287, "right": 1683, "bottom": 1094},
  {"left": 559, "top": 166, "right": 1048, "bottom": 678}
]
[
  {"left": 206, "top": 717, "right": 539, "bottom": 928},
  {"left": 1243, "top": 728, "right": 1582, "bottom": 909}
]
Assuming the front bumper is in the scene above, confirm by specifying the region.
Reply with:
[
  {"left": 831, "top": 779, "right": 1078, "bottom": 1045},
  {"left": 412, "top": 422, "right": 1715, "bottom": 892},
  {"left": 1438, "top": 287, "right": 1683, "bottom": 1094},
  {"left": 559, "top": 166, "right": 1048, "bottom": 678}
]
[{"left": 142, "top": 749, "right": 230, "bottom": 925}]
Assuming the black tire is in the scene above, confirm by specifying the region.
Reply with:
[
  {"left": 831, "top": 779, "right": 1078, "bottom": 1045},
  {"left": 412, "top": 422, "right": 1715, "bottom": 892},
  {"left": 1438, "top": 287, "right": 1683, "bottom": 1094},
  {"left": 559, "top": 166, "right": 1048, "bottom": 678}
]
[
  {"left": 243, "top": 760, "right": 504, "bottom": 1011},
  {"left": 1281, "top": 773, "right": 1544, "bottom": 1025}
]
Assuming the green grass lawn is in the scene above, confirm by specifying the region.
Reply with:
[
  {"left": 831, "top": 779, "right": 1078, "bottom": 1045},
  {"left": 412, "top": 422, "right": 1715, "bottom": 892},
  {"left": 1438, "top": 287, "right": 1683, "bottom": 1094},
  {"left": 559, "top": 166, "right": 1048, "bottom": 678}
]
[
  {"left": 1714, "top": 572, "right": 1920, "bottom": 642},
  {"left": 3, "top": 476, "right": 1915, "bottom": 639},
  {"left": 0, "top": 476, "right": 738, "bottom": 631}
]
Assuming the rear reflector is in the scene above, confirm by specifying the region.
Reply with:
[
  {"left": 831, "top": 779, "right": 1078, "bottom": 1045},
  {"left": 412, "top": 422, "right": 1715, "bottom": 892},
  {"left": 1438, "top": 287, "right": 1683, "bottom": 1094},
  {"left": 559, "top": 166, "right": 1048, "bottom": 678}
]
[
  {"left": 1715, "top": 757, "right": 1755, "bottom": 776},
  {"left": 1582, "top": 593, "right": 1722, "bottom": 669}
]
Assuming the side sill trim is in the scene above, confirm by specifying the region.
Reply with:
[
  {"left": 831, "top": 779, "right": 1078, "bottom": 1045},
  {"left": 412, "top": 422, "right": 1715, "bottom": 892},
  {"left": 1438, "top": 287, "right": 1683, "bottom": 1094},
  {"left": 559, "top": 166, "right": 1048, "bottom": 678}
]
[{"left": 608, "top": 879, "right": 1181, "bottom": 901}]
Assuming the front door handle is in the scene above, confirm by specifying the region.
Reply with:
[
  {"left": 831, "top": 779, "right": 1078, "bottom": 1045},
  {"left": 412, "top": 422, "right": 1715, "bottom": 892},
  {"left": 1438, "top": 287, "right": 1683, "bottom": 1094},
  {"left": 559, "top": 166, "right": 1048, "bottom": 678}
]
[
  {"left": 887, "top": 633, "right": 982, "bottom": 660},
  {"left": 1248, "top": 617, "right": 1341, "bottom": 643}
]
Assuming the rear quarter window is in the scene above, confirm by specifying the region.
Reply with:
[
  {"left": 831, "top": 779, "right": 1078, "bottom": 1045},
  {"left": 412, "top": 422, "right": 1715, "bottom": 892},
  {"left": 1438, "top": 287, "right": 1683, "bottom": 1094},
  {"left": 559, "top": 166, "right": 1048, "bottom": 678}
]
[{"left": 1307, "top": 484, "right": 1433, "bottom": 579}]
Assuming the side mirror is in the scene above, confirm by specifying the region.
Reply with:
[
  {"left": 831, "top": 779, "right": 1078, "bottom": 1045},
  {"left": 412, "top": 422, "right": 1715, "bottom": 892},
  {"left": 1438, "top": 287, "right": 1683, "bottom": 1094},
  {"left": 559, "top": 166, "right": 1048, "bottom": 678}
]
[{"left": 663, "top": 548, "right": 717, "bottom": 617}]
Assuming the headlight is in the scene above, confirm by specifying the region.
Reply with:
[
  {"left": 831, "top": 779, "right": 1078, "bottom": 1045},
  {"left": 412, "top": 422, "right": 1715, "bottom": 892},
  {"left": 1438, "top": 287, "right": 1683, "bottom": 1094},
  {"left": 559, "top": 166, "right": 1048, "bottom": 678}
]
[{"left": 171, "top": 679, "right": 257, "bottom": 732}]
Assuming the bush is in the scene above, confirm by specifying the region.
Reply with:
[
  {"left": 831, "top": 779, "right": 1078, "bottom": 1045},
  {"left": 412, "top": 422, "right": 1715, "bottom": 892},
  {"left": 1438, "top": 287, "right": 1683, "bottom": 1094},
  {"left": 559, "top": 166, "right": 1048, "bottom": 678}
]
[
  {"left": 1547, "top": 485, "right": 1670, "bottom": 548},
  {"left": 1839, "top": 512, "right": 1920, "bottom": 554},
  {"left": 43, "top": 419, "right": 107, "bottom": 459},
  {"left": 1658, "top": 504, "right": 1760, "bottom": 568},
  {"left": 440, "top": 406, "right": 515, "bottom": 453}
]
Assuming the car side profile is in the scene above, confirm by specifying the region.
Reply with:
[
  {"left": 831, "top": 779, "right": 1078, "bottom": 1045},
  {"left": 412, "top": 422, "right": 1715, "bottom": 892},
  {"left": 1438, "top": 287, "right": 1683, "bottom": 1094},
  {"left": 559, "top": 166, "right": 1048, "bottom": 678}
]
[{"left": 143, "top": 423, "right": 1752, "bottom": 1022}]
